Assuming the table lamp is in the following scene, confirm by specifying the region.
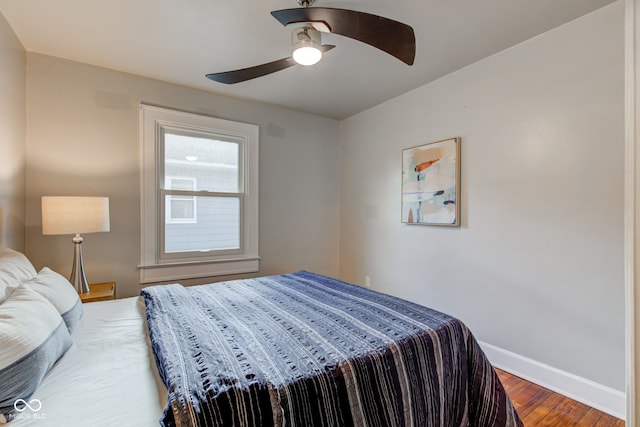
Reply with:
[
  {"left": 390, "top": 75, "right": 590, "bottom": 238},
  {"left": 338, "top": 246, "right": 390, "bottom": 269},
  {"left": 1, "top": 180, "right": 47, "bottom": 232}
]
[{"left": 41, "top": 196, "right": 110, "bottom": 293}]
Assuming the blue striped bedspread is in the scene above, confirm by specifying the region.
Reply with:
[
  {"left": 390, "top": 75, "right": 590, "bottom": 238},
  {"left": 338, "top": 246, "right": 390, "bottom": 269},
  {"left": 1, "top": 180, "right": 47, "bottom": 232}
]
[{"left": 142, "top": 271, "right": 523, "bottom": 427}]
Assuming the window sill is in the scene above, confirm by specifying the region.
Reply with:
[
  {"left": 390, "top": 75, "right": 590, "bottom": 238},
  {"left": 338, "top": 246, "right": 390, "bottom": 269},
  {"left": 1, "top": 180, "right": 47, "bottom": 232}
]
[{"left": 138, "top": 257, "right": 259, "bottom": 284}]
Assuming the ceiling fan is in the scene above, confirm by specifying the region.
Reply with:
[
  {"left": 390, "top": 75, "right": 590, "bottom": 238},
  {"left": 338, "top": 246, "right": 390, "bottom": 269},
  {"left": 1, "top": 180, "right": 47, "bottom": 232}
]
[{"left": 205, "top": 0, "right": 416, "bottom": 84}]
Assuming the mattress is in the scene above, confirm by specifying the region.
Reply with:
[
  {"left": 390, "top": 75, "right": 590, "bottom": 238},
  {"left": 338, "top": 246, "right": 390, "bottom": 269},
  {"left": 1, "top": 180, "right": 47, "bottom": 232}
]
[{"left": 9, "top": 297, "right": 166, "bottom": 427}]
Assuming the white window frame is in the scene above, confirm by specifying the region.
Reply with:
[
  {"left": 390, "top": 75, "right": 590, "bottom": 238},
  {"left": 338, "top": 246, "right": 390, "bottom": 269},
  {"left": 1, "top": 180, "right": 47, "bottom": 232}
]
[
  {"left": 139, "top": 105, "right": 259, "bottom": 284},
  {"left": 165, "top": 176, "right": 197, "bottom": 224}
]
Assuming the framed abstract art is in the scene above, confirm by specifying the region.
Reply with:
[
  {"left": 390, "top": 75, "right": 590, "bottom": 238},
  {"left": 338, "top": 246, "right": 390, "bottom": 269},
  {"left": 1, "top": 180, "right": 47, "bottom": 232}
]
[{"left": 401, "top": 137, "right": 461, "bottom": 226}]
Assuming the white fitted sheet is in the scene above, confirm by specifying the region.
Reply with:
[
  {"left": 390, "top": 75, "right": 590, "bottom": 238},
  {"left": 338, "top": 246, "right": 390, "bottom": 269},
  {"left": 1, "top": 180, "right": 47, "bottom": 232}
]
[{"left": 10, "top": 297, "right": 166, "bottom": 427}]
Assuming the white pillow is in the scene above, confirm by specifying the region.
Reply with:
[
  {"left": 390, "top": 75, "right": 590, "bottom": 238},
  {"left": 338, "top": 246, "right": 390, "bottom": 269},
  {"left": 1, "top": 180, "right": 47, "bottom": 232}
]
[
  {"left": 22, "top": 267, "right": 83, "bottom": 333},
  {"left": 0, "top": 248, "right": 38, "bottom": 304},
  {"left": 0, "top": 286, "right": 72, "bottom": 423}
]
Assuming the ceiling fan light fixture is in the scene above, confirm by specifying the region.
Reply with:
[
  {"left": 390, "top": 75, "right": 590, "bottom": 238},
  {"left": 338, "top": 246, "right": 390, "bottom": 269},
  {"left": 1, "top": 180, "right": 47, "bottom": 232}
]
[
  {"left": 206, "top": 1, "right": 416, "bottom": 84},
  {"left": 291, "top": 27, "right": 322, "bottom": 66}
]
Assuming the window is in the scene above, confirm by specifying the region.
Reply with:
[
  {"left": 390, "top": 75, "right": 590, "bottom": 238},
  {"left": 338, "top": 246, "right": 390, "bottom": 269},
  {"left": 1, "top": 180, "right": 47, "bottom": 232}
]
[{"left": 140, "top": 105, "right": 259, "bottom": 283}]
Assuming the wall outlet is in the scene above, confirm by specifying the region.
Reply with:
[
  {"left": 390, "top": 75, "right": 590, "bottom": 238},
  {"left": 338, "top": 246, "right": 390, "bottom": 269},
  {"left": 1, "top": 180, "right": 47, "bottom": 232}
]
[{"left": 365, "top": 276, "right": 371, "bottom": 288}]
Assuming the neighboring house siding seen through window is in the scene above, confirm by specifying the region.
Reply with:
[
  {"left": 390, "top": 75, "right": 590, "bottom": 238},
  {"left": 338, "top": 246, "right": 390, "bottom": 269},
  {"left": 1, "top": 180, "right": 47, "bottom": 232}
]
[{"left": 140, "top": 105, "right": 259, "bottom": 283}]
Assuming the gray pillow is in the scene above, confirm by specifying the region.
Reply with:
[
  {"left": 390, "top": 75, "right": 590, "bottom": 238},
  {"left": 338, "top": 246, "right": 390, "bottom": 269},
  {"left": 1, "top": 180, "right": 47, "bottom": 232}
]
[
  {"left": 23, "top": 267, "right": 83, "bottom": 333},
  {"left": 0, "top": 248, "right": 38, "bottom": 304},
  {"left": 0, "top": 286, "right": 72, "bottom": 423}
]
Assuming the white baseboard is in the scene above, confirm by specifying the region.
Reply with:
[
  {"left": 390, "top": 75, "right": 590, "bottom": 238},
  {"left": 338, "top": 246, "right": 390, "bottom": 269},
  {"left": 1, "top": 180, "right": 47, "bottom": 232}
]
[{"left": 479, "top": 341, "right": 626, "bottom": 420}]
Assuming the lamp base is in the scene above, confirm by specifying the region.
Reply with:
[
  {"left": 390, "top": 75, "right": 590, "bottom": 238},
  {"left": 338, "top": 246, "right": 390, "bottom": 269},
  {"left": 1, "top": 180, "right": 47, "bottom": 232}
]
[{"left": 70, "top": 234, "right": 90, "bottom": 294}]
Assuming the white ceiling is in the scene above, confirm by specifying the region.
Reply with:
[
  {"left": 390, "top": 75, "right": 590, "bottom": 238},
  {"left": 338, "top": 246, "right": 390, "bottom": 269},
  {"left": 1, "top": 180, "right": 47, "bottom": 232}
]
[{"left": 0, "top": 0, "right": 616, "bottom": 120}]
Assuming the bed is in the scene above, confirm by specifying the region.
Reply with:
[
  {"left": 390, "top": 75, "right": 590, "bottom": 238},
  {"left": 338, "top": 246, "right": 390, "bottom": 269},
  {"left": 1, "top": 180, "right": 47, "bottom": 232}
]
[{"left": 0, "top": 249, "right": 522, "bottom": 426}]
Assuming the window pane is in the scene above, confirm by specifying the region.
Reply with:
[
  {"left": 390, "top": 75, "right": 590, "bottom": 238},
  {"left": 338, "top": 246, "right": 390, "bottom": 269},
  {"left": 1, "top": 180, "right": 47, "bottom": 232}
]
[
  {"left": 164, "top": 196, "right": 240, "bottom": 253},
  {"left": 170, "top": 178, "right": 195, "bottom": 191},
  {"left": 171, "top": 198, "right": 194, "bottom": 219},
  {"left": 164, "top": 133, "right": 239, "bottom": 193}
]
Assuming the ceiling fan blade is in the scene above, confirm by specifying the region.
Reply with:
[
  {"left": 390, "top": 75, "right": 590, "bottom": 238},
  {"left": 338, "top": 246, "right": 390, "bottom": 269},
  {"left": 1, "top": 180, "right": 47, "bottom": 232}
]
[
  {"left": 206, "top": 45, "right": 335, "bottom": 84},
  {"left": 207, "top": 57, "right": 294, "bottom": 84},
  {"left": 271, "top": 7, "right": 415, "bottom": 65}
]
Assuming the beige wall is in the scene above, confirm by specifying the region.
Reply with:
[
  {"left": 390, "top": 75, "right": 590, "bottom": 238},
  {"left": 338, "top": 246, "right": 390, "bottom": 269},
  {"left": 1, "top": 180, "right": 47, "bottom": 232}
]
[
  {"left": 340, "top": 1, "right": 624, "bottom": 396},
  {"left": 0, "top": 13, "right": 26, "bottom": 250},
  {"left": 25, "top": 54, "right": 341, "bottom": 298}
]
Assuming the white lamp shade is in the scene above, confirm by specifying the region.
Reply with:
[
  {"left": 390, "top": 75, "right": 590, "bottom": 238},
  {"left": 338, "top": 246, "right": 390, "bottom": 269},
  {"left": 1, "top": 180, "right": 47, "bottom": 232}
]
[
  {"left": 42, "top": 196, "right": 110, "bottom": 235},
  {"left": 292, "top": 46, "right": 322, "bottom": 66}
]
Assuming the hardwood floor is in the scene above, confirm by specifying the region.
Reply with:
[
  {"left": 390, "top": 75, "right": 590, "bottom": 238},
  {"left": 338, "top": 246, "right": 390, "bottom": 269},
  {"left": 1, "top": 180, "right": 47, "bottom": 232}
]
[{"left": 495, "top": 369, "right": 624, "bottom": 427}]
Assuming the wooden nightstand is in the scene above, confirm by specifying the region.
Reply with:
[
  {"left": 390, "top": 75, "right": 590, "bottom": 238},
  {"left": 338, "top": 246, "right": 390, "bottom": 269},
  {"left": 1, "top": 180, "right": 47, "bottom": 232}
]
[{"left": 79, "top": 281, "right": 116, "bottom": 303}]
